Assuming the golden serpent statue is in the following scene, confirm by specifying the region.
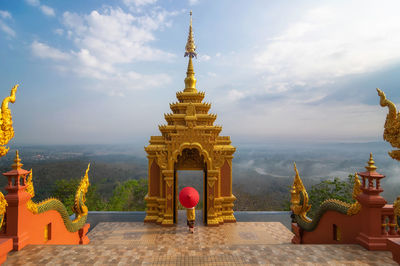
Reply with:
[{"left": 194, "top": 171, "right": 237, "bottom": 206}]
[
  {"left": 377, "top": 88, "right": 400, "bottom": 228},
  {"left": 290, "top": 163, "right": 362, "bottom": 231},
  {"left": 25, "top": 164, "right": 91, "bottom": 232},
  {"left": 0, "top": 84, "right": 18, "bottom": 230}
]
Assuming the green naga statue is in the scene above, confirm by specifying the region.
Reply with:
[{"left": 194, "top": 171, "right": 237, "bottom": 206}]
[
  {"left": 290, "top": 162, "right": 362, "bottom": 231},
  {"left": 25, "top": 164, "right": 91, "bottom": 232}
]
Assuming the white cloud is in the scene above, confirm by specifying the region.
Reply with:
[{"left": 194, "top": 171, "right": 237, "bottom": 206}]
[
  {"left": 253, "top": 2, "right": 400, "bottom": 94},
  {"left": 62, "top": 8, "right": 175, "bottom": 64},
  {"left": 0, "top": 10, "right": 15, "bottom": 37},
  {"left": 32, "top": 6, "right": 177, "bottom": 95},
  {"left": 123, "top": 0, "right": 157, "bottom": 7},
  {"left": 0, "top": 10, "right": 12, "bottom": 19},
  {"left": 227, "top": 89, "right": 245, "bottom": 101},
  {"left": 0, "top": 21, "right": 15, "bottom": 37},
  {"left": 199, "top": 54, "right": 210, "bottom": 62},
  {"left": 31, "top": 41, "right": 70, "bottom": 60},
  {"left": 54, "top": 28, "right": 64, "bottom": 35},
  {"left": 189, "top": 0, "right": 199, "bottom": 6},
  {"left": 25, "top": 0, "right": 55, "bottom": 17},
  {"left": 40, "top": 5, "right": 55, "bottom": 17},
  {"left": 25, "top": 0, "right": 40, "bottom": 6}
]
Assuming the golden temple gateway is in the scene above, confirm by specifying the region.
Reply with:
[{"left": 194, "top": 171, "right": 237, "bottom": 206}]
[{"left": 144, "top": 12, "right": 236, "bottom": 226}]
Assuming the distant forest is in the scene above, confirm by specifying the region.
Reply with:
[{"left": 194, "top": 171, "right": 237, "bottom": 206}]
[{"left": 0, "top": 143, "right": 398, "bottom": 215}]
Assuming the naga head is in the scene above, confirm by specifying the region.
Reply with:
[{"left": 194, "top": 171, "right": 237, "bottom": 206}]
[
  {"left": 346, "top": 173, "right": 362, "bottom": 216},
  {"left": 351, "top": 173, "right": 362, "bottom": 200},
  {"left": 72, "top": 163, "right": 90, "bottom": 217},
  {"left": 377, "top": 88, "right": 400, "bottom": 161},
  {"left": 290, "top": 162, "right": 311, "bottom": 222},
  {"left": 26, "top": 170, "right": 35, "bottom": 198},
  {"left": 0, "top": 192, "right": 7, "bottom": 229},
  {"left": 0, "top": 84, "right": 18, "bottom": 157}
]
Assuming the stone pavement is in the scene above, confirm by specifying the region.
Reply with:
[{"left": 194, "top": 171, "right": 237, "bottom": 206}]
[{"left": 3, "top": 212, "right": 396, "bottom": 265}]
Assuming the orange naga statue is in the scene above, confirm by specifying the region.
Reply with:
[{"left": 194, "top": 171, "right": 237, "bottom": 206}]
[{"left": 0, "top": 84, "right": 91, "bottom": 265}]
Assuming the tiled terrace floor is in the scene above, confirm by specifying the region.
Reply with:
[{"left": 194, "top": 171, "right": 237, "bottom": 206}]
[{"left": 3, "top": 212, "right": 397, "bottom": 265}]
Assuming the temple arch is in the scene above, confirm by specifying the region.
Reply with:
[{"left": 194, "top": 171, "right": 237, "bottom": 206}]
[{"left": 144, "top": 12, "right": 236, "bottom": 226}]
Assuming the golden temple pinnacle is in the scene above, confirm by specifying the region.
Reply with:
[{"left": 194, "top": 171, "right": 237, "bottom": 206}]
[
  {"left": 184, "top": 11, "right": 197, "bottom": 92},
  {"left": 365, "top": 152, "right": 377, "bottom": 172},
  {"left": 12, "top": 150, "right": 23, "bottom": 170},
  {"left": 185, "top": 11, "right": 196, "bottom": 58}
]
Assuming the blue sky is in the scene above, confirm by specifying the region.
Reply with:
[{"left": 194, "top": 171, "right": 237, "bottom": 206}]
[{"left": 0, "top": 0, "right": 399, "bottom": 145}]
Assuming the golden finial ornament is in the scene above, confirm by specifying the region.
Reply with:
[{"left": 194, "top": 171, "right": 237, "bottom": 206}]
[
  {"left": 365, "top": 152, "right": 377, "bottom": 173},
  {"left": 0, "top": 84, "right": 18, "bottom": 157},
  {"left": 377, "top": 88, "right": 400, "bottom": 161},
  {"left": 185, "top": 11, "right": 196, "bottom": 58},
  {"left": 12, "top": 150, "right": 23, "bottom": 170},
  {"left": 184, "top": 11, "right": 197, "bottom": 92}
]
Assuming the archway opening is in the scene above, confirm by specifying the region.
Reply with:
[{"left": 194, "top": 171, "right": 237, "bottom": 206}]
[{"left": 173, "top": 148, "right": 207, "bottom": 225}]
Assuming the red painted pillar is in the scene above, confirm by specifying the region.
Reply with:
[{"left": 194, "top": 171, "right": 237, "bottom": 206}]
[
  {"left": 3, "top": 151, "right": 31, "bottom": 250},
  {"left": 356, "top": 153, "right": 387, "bottom": 250}
]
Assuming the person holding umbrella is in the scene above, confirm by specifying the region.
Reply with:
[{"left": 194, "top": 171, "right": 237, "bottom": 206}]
[{"left": 179, "top": 187, "right": 199, "bottom": 233}]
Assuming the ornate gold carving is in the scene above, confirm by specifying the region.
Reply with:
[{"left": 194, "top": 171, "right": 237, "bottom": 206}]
[
  {"left": 213, "top": 150, "right": 225, "bottom": 168},
  {"left": 175, "top": 148, "right": 204, "bottom": 170},
  {"left": 0, "top": 84, "right": 18, "bottom": 157},
  {"left": 144, "top": 12, "right": 236, "bottom": 225},
  {"left": 347, "top": 173, "right": 362, "bottom": 216},
  {"left": 184, "top": 11, "right": 196, "bottom": 59},
  {"left": 165, "top": 178, "right": 173, "bottom": 188},
  {"left": 377, "top": 88, "right": 400, "bottom": 161},
  {"left": 290, "top": 162, "right": 311, "bottom": 222},
  {"left": 208, "top": 178, "right": 216, "bottom": 188},
  {"left": 72, "top": 163, "right": 90, "bottom": 219},
  {"left": 156, "top": 151, "right": 168, "bottom": 169},
  {"left": 186, "top": 103, "right": 196, "bottom": 116}
]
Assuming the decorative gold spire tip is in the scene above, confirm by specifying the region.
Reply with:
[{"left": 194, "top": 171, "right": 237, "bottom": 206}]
[
  {"left": 184, "top": 10, "right": 197, "bottom": 58},
  {"left": 12, "top": 150, "right": 23, "bottom": 170},
  {"left": 365, "top": 152, "right": 377, "bottom": 172}
]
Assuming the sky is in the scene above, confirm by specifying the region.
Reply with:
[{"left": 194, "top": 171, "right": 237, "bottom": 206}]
[{"left": 0, "top": 0, "right": 399, "bottom": 145}]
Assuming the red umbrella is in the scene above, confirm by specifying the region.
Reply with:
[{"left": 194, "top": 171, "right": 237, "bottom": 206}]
[{"left": 179, "top": 187, "right": 199, "bottom": 208}]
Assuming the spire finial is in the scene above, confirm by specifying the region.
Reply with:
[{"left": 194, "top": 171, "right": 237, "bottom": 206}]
[
  {"left": 185, "top": 10, "right": 196, "bottom": 58},
  {"left": 365, "top": 152, "right": 377, "bottom": 172},
  {"left": 184, "top": 11, "right": 197, "bottom": 92},
  {"left": 12, "top": 150, "right": 23, "bottom": 170}
]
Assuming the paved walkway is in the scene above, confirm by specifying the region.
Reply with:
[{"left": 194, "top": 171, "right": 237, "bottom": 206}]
[{"left": 4, "top": 212, "right": 396, "bottom": 265}]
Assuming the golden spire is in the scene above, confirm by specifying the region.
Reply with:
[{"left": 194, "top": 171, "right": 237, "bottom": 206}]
[
  {"left": 12, "top": 150, "right": 23, "bottom": 170},
  {"left": 365, "top": 152, "right": 377, "bottom": 172},
  {"left": 184, "top": 10, "right": 197, "bottom": 92},
  {"left": 185, "top": 11, "right": 196, "bottom": 58}
]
